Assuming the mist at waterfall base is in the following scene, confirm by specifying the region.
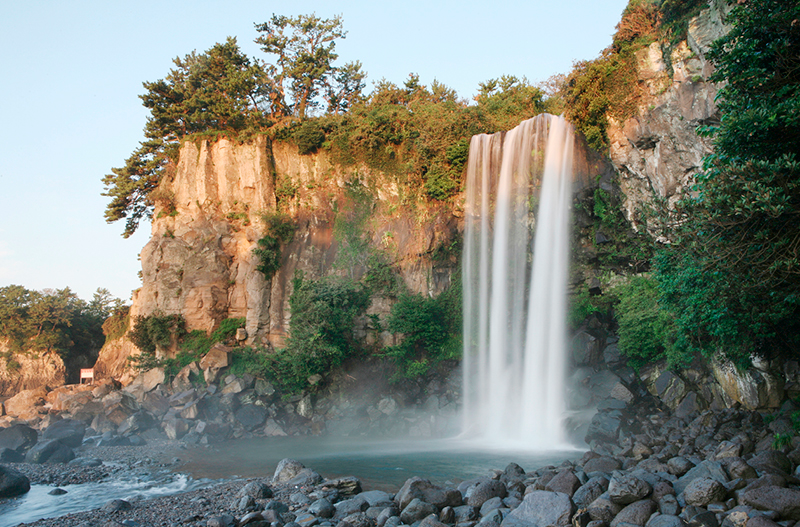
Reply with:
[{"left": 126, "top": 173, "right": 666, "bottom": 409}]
[{"left": 462, "top": 114, "right": 576, "bottom": 450}]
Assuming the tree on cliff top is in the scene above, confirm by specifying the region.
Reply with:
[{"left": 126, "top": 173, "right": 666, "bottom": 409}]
[
  {"left": 255, "top": 13, "right": 363, "bottom": 118},
  {"left": 103, "top": 38, "right": 269, "bottom": 237},
  {"left": 654, "top": 0, "right": 800, "bottom": 365}
]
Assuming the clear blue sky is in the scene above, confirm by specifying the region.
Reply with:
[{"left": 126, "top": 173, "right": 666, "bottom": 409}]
[{"left": 0, "top": 0, "right": 629, "bottom": 303}]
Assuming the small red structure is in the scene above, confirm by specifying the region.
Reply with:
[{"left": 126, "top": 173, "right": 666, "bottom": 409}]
[{"left": 79, "top": 369, "right": 94, "bottom": 384}]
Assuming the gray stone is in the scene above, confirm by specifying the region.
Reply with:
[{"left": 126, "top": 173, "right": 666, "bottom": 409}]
[
  {"left": 0, "top": 424, "right": 38, "bottom": 453},
  {"left": 546, "top": 470, "right": 581, "bottom": 496},
  {"left": 674, "top": 461, "right": 728, "bottom": 495},
  {"left": 741, "top": 485, "right": 800, "bottom": 520},
  {"left": 586, "top": 411, "right": 623, "bottom": 444},
  {"left": 745, "top": 518, "right": 781, "bottom": 527},
  {"left": 647, "top": 515, "right": 686, "bottom": 527},
  {"left": 310, "top": 498, "right": 336, "bottom": 518},
  {"left": 207, "top": 514, "right": 236, "bottom": 527},
  {"left": 335, "top": 497, "right": 369, "bottom": 519},
  {"left": 25, "top": 440, "right": 75, "bottom": 464},
  {"left": 0, "top": 465, "right": 30, "bottom": 497},
  {"left": 42, "top": 418, "right": 86, "bottom": 448},
  {"left": 0, "top": 447, "right": 24, "bottom": 462},
  {"left": 286, "top": 468, "right": 323, "bottom": 487},
  {"left": 725, "top": 458, "right": 757, "bottom": 480},
  {"left": 686, "top": 510, "right": 719, "bottom": 527},
  {"left": 502, "top": 490, "right": 573, "bottom": 527},
  {"left": 659, "top": 495, "right": 680, "bottom": 516},
  {"left": 273, "top": 458, "right": 305, "bottom": 483},
  {"left": 588, "top": 496, "right": 623, "bottom": 523},
  {"left": 584, "top": 457, "right": 622, "bottom": 474},
  {"left": 376, "top": 507, "right": 398, "bottom": 527},
  {"left": 683, "top": 478, "right": 726, "bottom": 506},
  {"left": 747, "top": 451, "right": 792, "bottom": 477},
  {"left": 102, "top": 499, "right": 132, "bottom": 512},
  {"left": 400, "top": 498, "right": 437, "bottom": 524},
  {"left": 609, "top": 474, "right": 652, "bottom": 505},
  {"left": 396, "top": 476, "right": 462, "bottom": 509},
  {"left": 611, "top": 500, "right": 657, "bottom": 527},
  {"left": 480, "top": 497, "right": 505, "bottom": 516},
  {"left": 237, "top": 481, "right": 273, "bottom": 499},
  {"left": 468, "top": 480, "right": 507, "bottom": 507},
  {"left": 574, "top": 477, "right": 610, "bottom": 509},
  {"left": 667, "top": 458, "right": 694, "bottom": 477},
  {"left": 235, "top": 404, "right": 267, "bottom": 430},
  {"left": 296, "top": 512, "right": 320, "bottom": 527},
  {"left": 358, "top": 490, "right": 393, "bottom": 507}
]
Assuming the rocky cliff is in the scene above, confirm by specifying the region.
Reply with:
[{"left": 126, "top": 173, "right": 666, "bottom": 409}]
[
  {"left": 608, "top": 0, "right": 731, "bottom": 225},
  {"left": 0, "top": 342, "right": 66, "bottom": 396},
  {"left": 94, "top": 136, "right": 462, "bottom": 381}
]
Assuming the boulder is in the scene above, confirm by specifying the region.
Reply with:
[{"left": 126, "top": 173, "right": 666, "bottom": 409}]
[
  {"left": 42, "top": 418, "right": 85, "bottom": 448},
  {"left": 172, "top": 362, "right": 200, "bottom": 393},
  {"left": 586, "top": 411, "right": 623, "bottom": 444},
  {"left": 25, "top": 439, "right": 75, "bottom": 464},
  {"left": 117, "top": 411, "right": 155, "bottom": 436},
  {"left": 585, "top": 457, "right": 623, "bottom": 474},
  {"left": 163, "top": 418, "right": 189, "bottom": 440},
  {"left": 683, "top": 478, "right": 726, "bottom": 506},
  {"left": 396, "top": 476, "right": 462, "bottom": 510},
  {"left": 273, "top": 458, "right": 306, "bottom": 483},
  {"left": 747, "top": 451, "right": 792, "bottom": 477},
  {"left": 712, "top": 359, "right": 783, "bottom": 410},
  {"left": 467, "top": 480, "right": 507, "bottom": 507},
  {"left": 102, "top": 391, "right": 140, "bottom": 425},
  {"left": 646, "top": 515, "right": 686, "bottom": 527},
  {"left": 741, "top": 485, "right": 800, "bottom": 520},
  {"left": 200, "top": 344, "right": 231, "bottom": 382},
  {"left": 501, "top": 490, "right": 574, "bottom": 527},
  {"left": 654, "top": 371, "right": 688, "bottom": 410},
  {"left": 3, "top": 388, "right": 48, "bottom": 420},
  {"left": 237, "top": 481, "right": 273, "bottom": 499},
  {"left": 0, "top": 447, "right": 24, "bottom": 462},
  {"left": 609, "top": 474, "right": 652, "bottom": 505},
  {"left": 235, "top": 404, "right": 267, "bottom": 430},
  {"left": 574, "top": 477, "right": 609, "bottom": 509},
  {"left": 0, "top": 423, "right": 38, "bottom": 452},
  {"left": 674, "top": 461, "right": 728, "bottom": 495},
  {"left": 309, "top": 498, "right": 335, "bottom": 518},
  {"left": 546, "top": 470, "right": 581, "bottom": 496},
  {"left": 588, "top": 495, "right": 623, "bottom": 523},
  {"left": 611, "top": 500, "right": 657, "bottom": 527},
  {"left": 336, "top": 497, "right": 370, "bottom": 519},
  {"left": 0, "top": 465, "right": 30, "bottom": 497},
  {"left": 572, "top": 331, "right": 601, "bottom": 366}
]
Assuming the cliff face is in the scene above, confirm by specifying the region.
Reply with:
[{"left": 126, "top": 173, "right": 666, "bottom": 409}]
[
  {"left": 95, "top": 135, "right": 462, "bottom": 380},
  {"left": 609, "top": 0, "right": 731, "bottom": 224},
  {"left": 0, "top": 341, "right": 66, "bottom": 396}
]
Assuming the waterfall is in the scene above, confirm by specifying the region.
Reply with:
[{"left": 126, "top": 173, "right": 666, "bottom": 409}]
[{"left": 462, "top": 114, "right": 574, "bottom": 448}]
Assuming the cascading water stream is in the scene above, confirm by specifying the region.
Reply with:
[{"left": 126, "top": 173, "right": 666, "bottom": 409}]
[{"left": 462, "top": 114, "right": 575, "bottom": 449}]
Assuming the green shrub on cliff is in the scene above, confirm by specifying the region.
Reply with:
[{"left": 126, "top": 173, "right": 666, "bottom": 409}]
[{"left": 254, "top": 212, "right": 296, "bottom": 279}]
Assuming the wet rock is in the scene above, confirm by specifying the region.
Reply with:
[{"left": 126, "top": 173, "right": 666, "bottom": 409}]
[
  {"left": 25, "top": 439, "right": 75, "bottom": 464},
  {"left": 546, "top": 470, "right": 581, "bottom": 496},
  {"left": 235, "top": 404, "right": 267, "bottom": 430},
  {"left": 741, "top": 486, "right": 800, "bottom": 520},
  {"left": 609, "top": 474, "right": 652, "bottom": 505},
  {"left": 468, "top": 480, "right": 507, "bottom": 507},
  {"left": 674, "top": 461, "right": 728, "bottom": 495},
  {"left": 42, "top": 418, "right": 86, "bottom": 448},
  {"left": 683, "top": 478, "right": 726, "bottom": 506},
  {"left": 501, "top": 490, "right": 574, "bottom": 527},
  {"left": 647, "top": 515, "right": 686, "bottom": 527},
  {"left": 0, "top": 465, "right": 30, "bottom": 497},
  {"left": 0, "top": 447, "right": 24, "bottom": 462},
  {"left": 310, "top": 498, "right": 336, "bottom": 518},
  {"left": 102, "top": 499, "right": 133, "bottom": 512},
  {"left": 396, "top": 476, "right": 462, "bottom": 509},
  {"left": 588, "top": 495, "right": 623, "bottom": 523},
  {"left": 238, "top": 481, "right": 273, "bottom": 499},
  {"left": 401, "top": 498, "right": 438, "bottom": 524},
  {"left": 747, "top": 451, "right": 792, "bottom": 477},
  {"left": 574, "top": 477, "right": 610, "bottom": 508},
  {"left": 585, "top": 457, "right": 623, "bottom": 475},
  {"left": 48, "top": 487, "right": 68, "bottom": 495},
  {"left": 586, "top": 411, "right": 624, "bottom": 444},
  {"left": 611, "top": 499, "right": 657, "bottom": 527},
  {"left": 0, "top": 423, "right": 38, "bottom": 453},
  {"left": 274, "top": 458, "right": 306, "bottom": 483}
]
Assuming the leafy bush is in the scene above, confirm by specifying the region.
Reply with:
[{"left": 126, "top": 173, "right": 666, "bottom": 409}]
[
  {"left": 293, "top": 120, "right": 326, "bottom": 154},
  {"left": 128, "top": 313, "right": 186, "bottom": 354},
  {"left": 102, "top": 305, "right": 130, "bottom": 342},
  {"left": 211, "top": 317, "right": 246, "bottom": 343},
  {"left": 383, "top": 279, "right": 462, "bottom": 379},
  {"left": 424, "top": 164, "right": 459, "bottom": 201},
  {"left": 612, "top": 275, "right": 679, "bottom": 369},
  {"left": 254, "top": 212, "right": 296, "bottom": 279},
  {"left": 279, "top": 272, "right": 371, "bottom": 392}
]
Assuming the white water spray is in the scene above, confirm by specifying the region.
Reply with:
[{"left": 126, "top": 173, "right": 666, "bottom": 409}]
[{"left": 462, "top": 114, "right": 575, "bottom": 449}]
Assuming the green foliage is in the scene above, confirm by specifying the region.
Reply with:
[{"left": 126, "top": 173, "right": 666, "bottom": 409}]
[
  {"left": 655, "top": 0, "right": 800, "bottom": 364},
  {"left": 253, "top": 212, "right": 296, "bottom": 279},
  {"left": 0, "top": 285, "right": 116, "bottom": 360},
  {"left": 128, "top": 313, "right": 186, "bottom": 354},
  {"left": 212, "top": 317, "right": 246, "bottom": 343},
  {"left": 228, "top": 347, "right": 272, "bottom": 378},
  {"left": 383, "top": 278, "right": 462, "bottom": 379},
  {"left": 293, "top": 120, "right": 326, "bottom": 154},
  {"left": 255, "top": 13, "right": 358, "bottom": 118},
  {"left": 102, "top": 305, "right": 130, "bottom": 342},
  {"left": 279, "top": 272, "right": 371, "bottom": 392},
  {"left": 104, "top": 38, "right": 269, "bottom": 237},
  {"left": 423, "top": 164, "right": 459, "bottom": 201},
  {"left": 612, "top": 275, "right": 680, "bottom": 369}
]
